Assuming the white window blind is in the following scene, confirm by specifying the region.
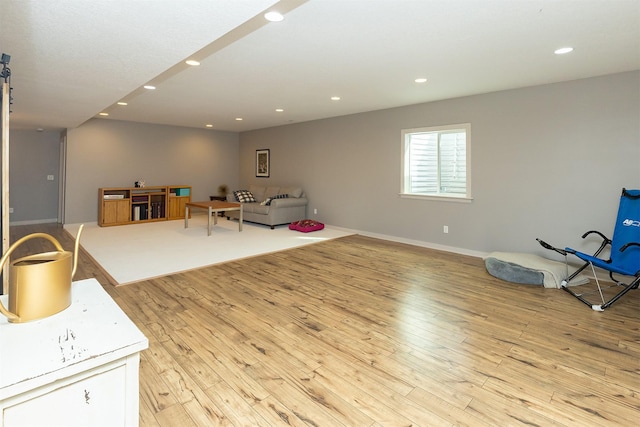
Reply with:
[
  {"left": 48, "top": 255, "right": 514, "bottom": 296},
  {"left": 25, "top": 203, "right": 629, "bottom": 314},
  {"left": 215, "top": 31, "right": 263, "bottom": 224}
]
[{"left": 402, "top": 124, "right": 471, "bottom": 200}]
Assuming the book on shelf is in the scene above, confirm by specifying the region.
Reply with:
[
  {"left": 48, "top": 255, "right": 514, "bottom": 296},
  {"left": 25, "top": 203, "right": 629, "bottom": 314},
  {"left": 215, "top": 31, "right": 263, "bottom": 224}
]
[
  {"left": 140, "top": 204, "right": 148, "bottom": 220},
  {"left": 150, "top": 202, "right": 165, "bottom": 219},
  {"left": 132, "top": 196, "right": 148, "bottom": 203}
]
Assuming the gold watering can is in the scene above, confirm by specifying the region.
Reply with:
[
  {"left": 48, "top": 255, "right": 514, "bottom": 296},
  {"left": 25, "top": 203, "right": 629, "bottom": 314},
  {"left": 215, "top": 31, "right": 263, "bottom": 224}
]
[{"left": 0, "top": 225, "right": 84, "bottom": 323}]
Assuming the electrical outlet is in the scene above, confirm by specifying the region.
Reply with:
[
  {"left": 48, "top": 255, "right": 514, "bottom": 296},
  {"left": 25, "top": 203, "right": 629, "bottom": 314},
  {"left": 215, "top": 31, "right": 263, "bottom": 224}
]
[
  {"left": 443, "top": 225, "right": 449, "bottom": 233},
  {"left": 47, "top": 175, "right": 54, "bottom": 181},
  {"left": 9, "top": 207, "right": 14, "bottom": 213},
  {"left": 313, "top": 208, "right": 318, "bottom": 214}
]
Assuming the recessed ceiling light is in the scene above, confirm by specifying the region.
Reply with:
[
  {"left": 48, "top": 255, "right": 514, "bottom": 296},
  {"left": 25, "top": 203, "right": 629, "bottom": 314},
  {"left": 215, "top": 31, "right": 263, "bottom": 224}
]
[
  {"left": 554, "top": 47, "right": 574, "bottom": 55},
  {"left": 205, "top": 124, "right": 213, "bottom": 128},
  {"left": 264, "top": 11, "right": 284, "bottom": 22},
  {"left": 235, "top": 117, "right": 243, "bottom": 121},
  {"left": 275, "top": 108, "right": 284, "bottom": 112},
  {"left": 144, "top": 85, "right": 156, "bottom": 90},
  {"left": 331, "top": 96, "right": 341, "bottom": 101},
  {"left": 99, "top": 112, "right": 109, "bottom": 116},
  {"left": 186, "top": 60, "right": 200, "bottom": 66},
  {"left": 415, "top": 78, "right": 427, "bottom": 83},
  {"left": 117, "top": 102, "right": 128, "bottom": 106}
]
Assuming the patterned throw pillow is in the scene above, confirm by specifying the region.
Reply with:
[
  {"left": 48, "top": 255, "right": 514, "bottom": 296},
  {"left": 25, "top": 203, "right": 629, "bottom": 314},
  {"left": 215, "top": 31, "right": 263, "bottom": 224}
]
[
  {"left": 233, "top": 190, "right": 256, "bottom": 203},
  {"left": 269, "top": 193, "right": 289, "bottom": 205},
  {"left": 260, "top": 193, "right": 289, "bottom": 206}
]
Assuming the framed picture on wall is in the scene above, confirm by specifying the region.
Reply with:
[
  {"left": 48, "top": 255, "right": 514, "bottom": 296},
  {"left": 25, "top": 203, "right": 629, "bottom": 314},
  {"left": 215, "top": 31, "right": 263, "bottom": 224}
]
[{"left": 256, "top": 149, "right": 270, "bottom": 177}]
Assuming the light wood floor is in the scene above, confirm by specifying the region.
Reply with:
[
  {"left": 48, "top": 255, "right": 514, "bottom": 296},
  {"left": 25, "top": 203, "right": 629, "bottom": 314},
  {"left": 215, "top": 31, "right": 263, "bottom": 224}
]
[{"left": 8, "top": 223, "right": 640, "bottom": 426}]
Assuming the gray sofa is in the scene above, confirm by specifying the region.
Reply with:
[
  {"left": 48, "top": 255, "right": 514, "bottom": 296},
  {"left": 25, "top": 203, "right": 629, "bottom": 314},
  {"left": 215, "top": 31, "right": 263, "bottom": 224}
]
[{"left": 226, "top": 185, "right": 308, "bottom": 229}]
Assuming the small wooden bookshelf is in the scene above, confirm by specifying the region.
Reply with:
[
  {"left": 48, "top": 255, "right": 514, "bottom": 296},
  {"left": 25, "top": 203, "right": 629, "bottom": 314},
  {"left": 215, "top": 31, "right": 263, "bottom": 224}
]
[{"left": 98, "top": 185, "right": 191, "bottom": 226}]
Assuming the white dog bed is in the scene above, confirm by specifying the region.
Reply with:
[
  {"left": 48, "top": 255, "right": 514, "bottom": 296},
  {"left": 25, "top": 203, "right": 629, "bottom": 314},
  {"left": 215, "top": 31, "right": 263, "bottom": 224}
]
[{"left": 484, "top": 252, "right": 589, "bottom": 288}]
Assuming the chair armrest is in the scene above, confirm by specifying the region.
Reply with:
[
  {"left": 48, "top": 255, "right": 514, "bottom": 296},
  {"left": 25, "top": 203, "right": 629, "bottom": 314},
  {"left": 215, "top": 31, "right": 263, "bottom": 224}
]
[
  {"left": 581, "top": 230, "right": 612, "bottom": 258},
  {"left": 620, "top": 242, "right": 640, "bottom": 252},
  {"left": 581, "top": 230, "right": 611, "bottom": 243},
  {"left": 270, "top": 197, "right": 308, "bottom": 208}
]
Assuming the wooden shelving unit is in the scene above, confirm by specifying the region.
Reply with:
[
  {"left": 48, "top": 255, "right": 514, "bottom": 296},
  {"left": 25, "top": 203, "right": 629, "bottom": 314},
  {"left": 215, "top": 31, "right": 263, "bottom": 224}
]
[{"left": 98, "top": 185, "right": 191, "bottom": 227}]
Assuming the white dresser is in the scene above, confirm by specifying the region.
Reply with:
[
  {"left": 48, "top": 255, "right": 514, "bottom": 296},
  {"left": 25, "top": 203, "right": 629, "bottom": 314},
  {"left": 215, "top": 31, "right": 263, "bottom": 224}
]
[{"left": 0, "top": 278, "right": 148, "bottom": 426}]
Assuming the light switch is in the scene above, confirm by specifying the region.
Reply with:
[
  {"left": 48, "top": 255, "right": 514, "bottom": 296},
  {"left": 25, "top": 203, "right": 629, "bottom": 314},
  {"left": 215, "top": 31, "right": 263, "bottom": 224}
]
[{"left": 47, "top": 175, "right": 54, "bottom": 181}]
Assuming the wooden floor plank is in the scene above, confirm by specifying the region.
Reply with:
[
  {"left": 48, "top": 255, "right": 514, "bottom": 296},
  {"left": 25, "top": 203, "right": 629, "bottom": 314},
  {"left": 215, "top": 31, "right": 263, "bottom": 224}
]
[
  {"left": 180, "top": 386, "right": 233, "bottom": 427},
  {"left": 244, "top": 361, "right": 354, "bottom": 427},
  {"left": 463, "top": 386, "right": 563, "bottom": 427},
  {"left": 250, "top": 395, "right": 311, "bottom": 427},
  {"left": 153, "top": 403, "right": 198, "bottom": 427},
  {"left": 138, "top": 352, "right": 179, "bottom": 415},
  {"left": 310, "top": 365, "right": 416, "bottom": 427},
  {"left": 202, "top": 380, "right": 270, "bottom": 427}
]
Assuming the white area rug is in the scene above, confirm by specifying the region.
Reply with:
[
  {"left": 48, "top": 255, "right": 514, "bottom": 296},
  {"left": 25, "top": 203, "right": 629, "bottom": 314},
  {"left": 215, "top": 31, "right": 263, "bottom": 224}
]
[{"left": 65, "top": 216, "right": 353, "bottom": 286}]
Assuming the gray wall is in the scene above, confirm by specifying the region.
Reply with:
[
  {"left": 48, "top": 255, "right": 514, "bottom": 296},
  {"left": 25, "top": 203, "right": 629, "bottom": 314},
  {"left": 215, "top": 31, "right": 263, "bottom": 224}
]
[
  {"left": 239, "top": 71, "right": 640, "bottom": 256},
  {"left": 65, "top": 119, "right": 239, "bottom": 224},
  {"left": 9, "top": 130, "right": 60, "bottom": 224}
]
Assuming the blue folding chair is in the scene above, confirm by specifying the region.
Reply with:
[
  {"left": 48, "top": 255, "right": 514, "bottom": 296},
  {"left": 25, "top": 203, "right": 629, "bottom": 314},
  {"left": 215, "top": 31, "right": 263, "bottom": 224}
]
[{"left": 537, "top": 188, "right": 640, "bottom": 311}]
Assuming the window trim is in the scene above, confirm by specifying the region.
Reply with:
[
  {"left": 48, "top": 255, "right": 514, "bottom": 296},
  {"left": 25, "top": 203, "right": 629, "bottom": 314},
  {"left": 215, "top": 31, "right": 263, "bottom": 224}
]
[
  {"left": 400, "top": 123, "right": 472, "bottom": 202},
  {"left": 399, "top": 193, "right": 473, "bottom": 203}
]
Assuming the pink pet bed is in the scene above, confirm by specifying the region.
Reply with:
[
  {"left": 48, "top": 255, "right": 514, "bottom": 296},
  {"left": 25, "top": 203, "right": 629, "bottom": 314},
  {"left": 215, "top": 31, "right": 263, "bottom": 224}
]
[{"left": 289, "top": 219, "right": 325, "bottom": 233}]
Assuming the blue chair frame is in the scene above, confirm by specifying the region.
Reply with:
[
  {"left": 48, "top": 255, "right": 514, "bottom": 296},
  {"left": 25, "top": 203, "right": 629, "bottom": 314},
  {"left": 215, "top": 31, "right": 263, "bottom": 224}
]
[{"left": 537, "top": 188, "right": 640, "bottom": 311}]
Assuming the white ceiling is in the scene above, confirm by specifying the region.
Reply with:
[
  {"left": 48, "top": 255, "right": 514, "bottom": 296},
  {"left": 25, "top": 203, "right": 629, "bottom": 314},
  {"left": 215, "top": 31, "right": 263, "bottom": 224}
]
[{"left": 1, "top": 0, "right": 639, "bottom": 133}]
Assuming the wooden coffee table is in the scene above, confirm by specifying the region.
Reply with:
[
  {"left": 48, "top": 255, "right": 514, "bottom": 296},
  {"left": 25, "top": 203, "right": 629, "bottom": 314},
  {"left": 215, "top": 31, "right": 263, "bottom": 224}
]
[{"left": 184, "top": 201, "right": 243, "bottom": 236}]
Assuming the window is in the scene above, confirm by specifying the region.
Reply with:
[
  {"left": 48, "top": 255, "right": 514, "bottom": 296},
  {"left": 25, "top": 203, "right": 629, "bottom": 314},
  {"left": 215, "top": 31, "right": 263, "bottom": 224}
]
[{"left": 401, "top": 123, "right": 471, "bottom": 201}]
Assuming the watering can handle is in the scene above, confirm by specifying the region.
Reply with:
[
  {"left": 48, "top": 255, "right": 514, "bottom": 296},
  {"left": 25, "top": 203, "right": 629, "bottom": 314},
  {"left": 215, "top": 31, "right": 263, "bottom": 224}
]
[
  {"left": 71, "top": 224, "right": 84, "bottom": 278},
  {"left": 0, "top": 231, "right": 74, "bottom": 321}
]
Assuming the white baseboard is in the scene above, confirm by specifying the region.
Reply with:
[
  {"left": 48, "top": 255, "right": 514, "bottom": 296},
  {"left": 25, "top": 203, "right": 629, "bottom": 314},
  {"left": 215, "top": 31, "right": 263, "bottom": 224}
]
[
  {"left": 9, "top": 218, "right": 59, "bottom": 226},
  {"left": 63, "top": 221, "right": 98, "bottom": 228},
  {"left": 327, "top": 225, "right": 488, "bottom": 259}
]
